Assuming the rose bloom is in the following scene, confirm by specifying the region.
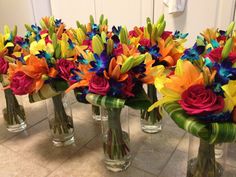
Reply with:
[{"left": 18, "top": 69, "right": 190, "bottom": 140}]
[
  {"left": 179, "top": 84, "right": 224, "bottom": 115},
  {"left": 10, "top": 71, "right": 35, "bottom": 95},
  {"left": 88, "top": 74, "right": 110, "bottom": 96},
  {"left": 56, "top": 59, "right": 75, "bottom": 81},
  {"left": 0, "top": 57, "right": 9, "bottom": 74}
]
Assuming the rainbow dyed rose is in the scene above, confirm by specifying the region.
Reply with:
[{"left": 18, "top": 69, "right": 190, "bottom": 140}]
[
  {"left": 10, "top": 71, "right": 35, "bottom": 95},
  {"left": 179, "top": 85, "right": 224, "bottom": 115}
]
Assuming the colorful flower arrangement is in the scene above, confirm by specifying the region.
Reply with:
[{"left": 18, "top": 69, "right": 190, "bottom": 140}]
[
  {"left": 7, "top": 17, "right": 76, "bottom": 102},
  {"left": 127, "top": 15, "right": 188, "bottom": 131},
  {"left": 149, "top": 22, "right": 236, "bottom": 177},
  {"left": 0, "top": 25, "right": 27, "bottom": 131}
]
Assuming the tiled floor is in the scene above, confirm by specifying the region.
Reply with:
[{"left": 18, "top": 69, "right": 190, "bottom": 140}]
[{"left": 0, "top": 92, "right": 236, "bottom": 177}]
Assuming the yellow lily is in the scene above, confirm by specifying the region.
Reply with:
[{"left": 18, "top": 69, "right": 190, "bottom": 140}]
[
  {"left": 148, "top": 60, "right": 204, "bottom": 111},
  {"left": 222, "top": 80, "right": 236, "bottom": 112},
  {"left": 30, "top": 39, "right": 54, "bottom": 56}
]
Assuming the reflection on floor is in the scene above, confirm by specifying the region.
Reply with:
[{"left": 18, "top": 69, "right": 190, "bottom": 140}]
[{"left": 0, "top": 91, "right": 235, "bottom": 177}]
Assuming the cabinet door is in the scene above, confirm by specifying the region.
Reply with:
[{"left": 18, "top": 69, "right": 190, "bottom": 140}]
[
  {"left": 50, "top": 0, "right": 95, "bottom": 28},
  {"left": 95, "top": 0, "right": 153, "bottom": 29},
  {"left": 154, "top": 0, "right": 236, "bottom": 46}
]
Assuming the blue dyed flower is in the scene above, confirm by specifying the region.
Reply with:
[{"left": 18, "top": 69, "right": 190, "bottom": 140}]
[
  {"left": 214, "top": 60, "right": 236, "bottom": 85},
  {"left": 182, "top": 48, "right": 200, "bottom": 61},
  {"left": 149, "top": 45, "right": 161, "bottom": 59},
  {"left": 76, "top": 55, "right": 88, "bottom": 64},
  {"left": 174, "top": 31, "right": 188, "bottom": 39},
  {"left": 89, "top": 51, "right": 109, "bottom": 74},
  {"left": 197, "top": 111, "right": 231, "bottom": 123},
  {"left": 112, "top": 26, "right": 121, "bottom": 36},
  {"left": 108, "top": 79, "right": 122, "bottom": 97},
  {"left": 55, "top": 19, "right": 62, "bottom": 27}
]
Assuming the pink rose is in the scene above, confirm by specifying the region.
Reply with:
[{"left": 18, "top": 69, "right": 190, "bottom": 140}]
[
  {"left": 0, "top": 58, "right": 9, "bottom": 74},
  {"left": 10, "top": 71, "right": 35, "bottom": 95},
  {"left": 206, "top": 47, "right": 223, "bottom": 63},
  {"left": 56, "top": 59, "right": 75, "bottom": 81},
  {"left": 89, "top": 74, "right": 110, "bottom": 96},
  {"left": 179, "top": 85, "right": 224, "bottom": 115}
]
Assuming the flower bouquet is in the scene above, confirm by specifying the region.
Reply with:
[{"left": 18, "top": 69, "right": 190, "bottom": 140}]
[
  {"left": 67, "top": 20, "right": 158, "bottom": 171},
  {"left": 0, "top": 25, "right": 27, "bottom": 132},
  {"left": 149, "top": 22, "right": 236, "bottom": 177},
  {"left": 70, "top": 14, "right": 109, "bottom": 120},
  {"left": 12, "top": 17, "right": 77, "bottom": 146},
  {"left": 129, "top": 15, "right": 188, "bottom": 133}
]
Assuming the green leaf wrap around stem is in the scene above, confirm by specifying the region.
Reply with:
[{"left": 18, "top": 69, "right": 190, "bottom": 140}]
[{"left": 164, "top": 102, "right": 236, "bottom": 144}]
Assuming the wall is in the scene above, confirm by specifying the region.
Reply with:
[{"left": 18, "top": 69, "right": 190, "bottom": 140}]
[
  {"left": 50, "top": 0, "right": 153, "bottom": 29},
  {"left": 0, "top": 0, "right": 51, "bottom": 35},
  {"left": 0, "top": 0, "right": 35, "bottom": 35},
  {"left": 154, "top": 0, "right": 236, "bottom": 46}
]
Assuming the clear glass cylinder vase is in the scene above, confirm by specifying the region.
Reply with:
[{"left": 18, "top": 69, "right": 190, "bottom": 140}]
[
  {"left": 140, "top": 84, "right": 162, "bottom": 133},
  {"left": 92, "top": 105, "right": 101, "bottom": 121},
  {"left": 187, "top": 134, "right": 227, "bottom": 177},
  {"left": 46, "top": 92, "right": 75, "bottom": 147},
  {"left": 101, "top": 106, "right": 131, "bottom": 172},
  {"left": 2, "top": 89, "right": 27, "bottom": 132}
]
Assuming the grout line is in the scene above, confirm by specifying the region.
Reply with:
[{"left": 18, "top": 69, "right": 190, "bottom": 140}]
[
  {"left": 156, "top": 132, "right": 187, "bottom": 177},
  {"left": 132, "top": 165, "right": 158, "bottom": 176},
  {"left": 0, "top": 116, "right": 48, "bottom": 144},
  {"left": 44, "top": 133, "right": 101, "bottom": 177}
]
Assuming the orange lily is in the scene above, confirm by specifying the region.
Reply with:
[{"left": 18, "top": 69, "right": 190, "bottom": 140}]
[
  {"left": 66, "top": 64, "right": 93, "bottom": 93},
  {"left": 158, "top": 38, "right": 184, "bottom": 66},
  {"left": 165, "top": 60, "right": 204, "bottom": 94},
  {"left": 104, "top": 57, "right": 128, "bottom": 82},
  {"left": 122, "top": 44, "right": 140, "bottom": 57},
  {"left": 16, "top": 55, "right": 57, "bottom": 92}
]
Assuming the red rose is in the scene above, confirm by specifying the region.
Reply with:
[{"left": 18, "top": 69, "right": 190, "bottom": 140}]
[
  {"left": 56, "top": 59, "right": 75, "bottom": 81},
  {"left": 179, "top": 85, "right": 224, "bottom": 115},
  {"left": 0, "top": 57, "right": 9, "bottom": 74},
  {"left": 10, "top": 71, "right": 35, "bottom": 95},
  {"left": 88, "top": 74, "right": 110, "bottom": 96},
  {"left": 206, "top": 47, "right": 223, "bottom": 63}
]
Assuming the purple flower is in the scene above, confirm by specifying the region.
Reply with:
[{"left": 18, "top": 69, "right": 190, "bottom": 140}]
[
  {"left": 89, "top": 51, "right": 110, "bottom": 74},
  {"left": 0, "top": 58, "right": 9, "bottom": 74}
]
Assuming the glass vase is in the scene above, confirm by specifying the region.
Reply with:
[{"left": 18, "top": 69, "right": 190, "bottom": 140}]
[
  {"left": 140, "top": 84, "right": 162, "bottom": 133},
  {"left": 187, "top": 134, "right": 227, "bottom": 177},
  {"left": 46, "top": 93, "right": 75, "bottom": 147},
  {"left": 2, "top": 89, "right": 27, "bottom": 132},
  {"left": 92, "top": 105, "right": 101, "bottom": 121},
  {"left": 101, "top": 106, "right": 131, "bottom": 172}
]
